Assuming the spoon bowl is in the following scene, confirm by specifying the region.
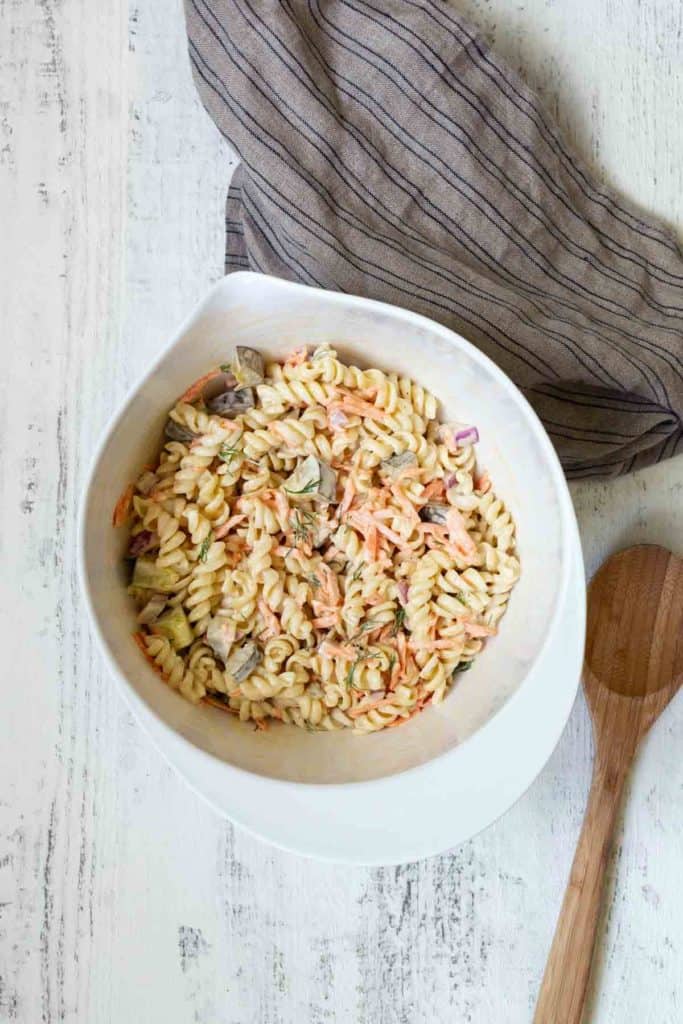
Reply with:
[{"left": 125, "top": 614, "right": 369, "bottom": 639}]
[{"left": 585, "top": 544, "right": 683, "bottom": 701}]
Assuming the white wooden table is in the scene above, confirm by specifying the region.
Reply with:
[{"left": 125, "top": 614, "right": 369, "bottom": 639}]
[{"left": 1, "top": 1, "right": 681, "bottom": 1021}]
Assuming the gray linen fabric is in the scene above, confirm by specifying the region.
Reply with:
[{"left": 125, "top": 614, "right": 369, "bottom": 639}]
[{"left": 184, "top": 0, "right": 682, "bottom": 478}]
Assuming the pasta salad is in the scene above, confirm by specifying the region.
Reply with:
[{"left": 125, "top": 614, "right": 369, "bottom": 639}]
[{"left": 114, "top": 344, "right": 520, "bottom": 734}]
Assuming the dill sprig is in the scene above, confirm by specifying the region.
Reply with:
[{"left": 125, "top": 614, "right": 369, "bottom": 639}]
[
  {"left": 285, "top": 477, "right": 321, "bottom": 496},
  {"left": 349, "top": 617, "right": 382, "bottom": 642},
  {"left": 218, "top": 433, "right": 243, "bottom": 467},
  {"left": 344, "top": 649, "right": 381, "bottom": 689},
  {"left": 292, "top": 508, "right": 318, "bottom": 547},
  {"left": 391, "top": 606, "right": 406, "bottom": 636},
  {"left": 198, "top": 535, "right": 212, "bottom": 562},
  {"left": 453, "top": 661, "right": 472, "bottom": 675}
]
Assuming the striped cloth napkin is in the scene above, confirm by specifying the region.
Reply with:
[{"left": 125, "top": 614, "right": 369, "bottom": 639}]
[{"left": 184, "top": 0, "right": 682, "bottom": 478}]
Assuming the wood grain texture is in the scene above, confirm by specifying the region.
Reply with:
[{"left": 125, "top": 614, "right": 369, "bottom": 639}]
[
  {"left": 0, "top": 1, "right": 681, "bottom": 1022},
  {"left": 535, "top": 546, "right": 683, "bottom": 1023}
]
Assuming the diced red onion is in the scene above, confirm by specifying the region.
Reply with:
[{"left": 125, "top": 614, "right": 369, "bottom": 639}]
[
  {"left": 454, "top": 424, "right": 479, "bottom": 445},
  {"left": 128, "top": 530, "right": 157, "bottom": 557},
  {"left": 368, "top": 690, "right": 386, "bottom": 700},
  {"left": 397, "top": 581, "right": 409, "bottom": 606},
  {"left": 444, "top": 473, "right": 458, "bottom": 490},
  {"left": 440, "top": 422, "right": 479, "bottom": 448}
]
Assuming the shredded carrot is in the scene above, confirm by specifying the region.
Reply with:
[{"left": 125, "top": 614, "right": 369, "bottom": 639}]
[
  {"left": 132, "top": 632, "right": 169, "bottom": 681},
  {"left": 133, "top": 632, "right": 151, "bottom": 658},
  {"left": 419, "top": 522, "right": 448, "bottom": 539},
  {"left": 319, "top": 640, "right": 356, "bottom": 660},
  {"left": 397, "top": 631, "right": 407, "bottom": 673},
  {"left": 347, "top": 696, "right": 387, "bottom": 718},
  {"left": 319, "top": 563, "right": 341, "bottom": 606},
  {"left": 371, "top": 508, "right": 397, "bottom": 520},
  {"left": 255, "top": 718, "right": 269, "bottom": 731},
  {"left": 373, "top": 698, "right": 408, "bottom": 712},
  {"left": 258, "top": 600, "right": 281, "bottom": 640},
  {"left": 113, "top": 484, "right": 135, "bottom": 527},
  {"left": 421, "top": 480, "right": 446, "bottom": 501},
  {"left": 273, "top": 545, "right": 295, "bottom": 558},
  {"left": 214, "top": 514, "right": 247, "bottom": 539},
  {"left": 285, "top": 346, "right": 308, "bottom": 366},
  {"left": 422, "top": 532, "right": 469, "bottom": 563},
  {"left": 328, "top": 396, "right": 386, "bottom": 422},
  {"left": 365, "top": 522, "right": 379, "bottom": 561},
  {"left": 312, "top": 613, "right": 340, "bottom": 628},
  {"left": 410, "top": 638, "right": 462, "bottom": 652},
  {"left": 203, "top": 695, "right": 239, "bottom": 716},
  {"left": 385, "top": 714, "right": 411, "bottom": 729},
  {"left": 340, "top": 476, "right": 356, "bottom": 517},
  {"left": 372, "top": 519, "right": 408, "bottom": 548},
  {"left": 178, "top": 367, "right": 224, "bottom": 404},
  {"left": 446, "top": 507, "right": 478, "bottom": 561}
]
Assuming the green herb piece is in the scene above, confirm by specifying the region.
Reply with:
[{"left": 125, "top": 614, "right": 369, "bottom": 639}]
[
  {"left": 391, "top": 607, "right": 406, "bottom": 636},
  {"left": 292, "top": 508, "right": 318, "bottom": 547},
  {"left": 220, "top": 363, "right": 233, "bottom": 373},
  {"left": 349, "top": 618, "right": 382, "bottom": 642},
  {"left": 351, "top": 564, "right": 363, "bottom": 583},
  {"left": 218, "top": 433, "right": 243, "bottom": 467},
  {"left": 387, "top": 653, "right": 397, "bottom": 674},
  {"left": 455, "top": 593, "right": 468, "bottom": 606},
  {"left": 198, "top": 535, "right": 212, "bottom": 562},
  {"left": 344, "top": 649, "right": 380, "bottom": 689},
  {"left": 284, "top": 477, "right": 321, "bottom": 496},
  {"left": 307, "top": 573, "right": 321, "bottom": 590},
  {"left": 452, "top": 661, "right": 473, "bottom": 675}
]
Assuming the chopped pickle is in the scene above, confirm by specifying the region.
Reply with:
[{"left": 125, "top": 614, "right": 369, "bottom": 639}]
[
  {"left": 150, "top": 606, "right": 193, "bottom": 650},
  {"left": 132, "top": 557, "right": 178, "bottom": 593},
  {"left": 233, "top": 346, "right": 265, "bottom": 388}
]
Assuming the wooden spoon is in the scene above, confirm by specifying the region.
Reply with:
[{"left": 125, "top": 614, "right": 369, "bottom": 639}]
[{"left": 534, "top": 544, "right": 683, "bottom": 1024}]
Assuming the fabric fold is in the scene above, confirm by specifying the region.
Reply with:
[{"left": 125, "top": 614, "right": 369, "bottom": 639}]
[{"left": 185, "top": 0, "right": 682, "bottom": 477}]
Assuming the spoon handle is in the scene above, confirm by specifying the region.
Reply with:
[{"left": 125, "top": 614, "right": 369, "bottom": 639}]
[{"left": 534, "top": 757, "right": 628, "bottom": 1024}]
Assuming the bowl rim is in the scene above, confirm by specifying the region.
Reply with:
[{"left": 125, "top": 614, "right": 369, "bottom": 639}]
[{"left": 79, "top": 271, "right": 583, "bottom": 799}]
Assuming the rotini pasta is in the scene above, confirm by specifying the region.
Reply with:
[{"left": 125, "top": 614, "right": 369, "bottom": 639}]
[{"left": 118, "top": 344, "right": 519, "bottom": 734}]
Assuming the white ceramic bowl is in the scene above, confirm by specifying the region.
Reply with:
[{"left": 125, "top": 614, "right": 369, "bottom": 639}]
[{"left": 80, "top": 272, "right": 584, "bottom": 862}]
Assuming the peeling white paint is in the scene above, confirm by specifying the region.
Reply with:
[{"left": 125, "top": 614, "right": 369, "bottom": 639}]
[{"left": 0, "top": 0, "right": 681, "bottom": 1021}]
